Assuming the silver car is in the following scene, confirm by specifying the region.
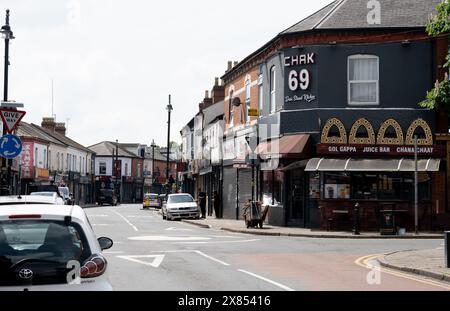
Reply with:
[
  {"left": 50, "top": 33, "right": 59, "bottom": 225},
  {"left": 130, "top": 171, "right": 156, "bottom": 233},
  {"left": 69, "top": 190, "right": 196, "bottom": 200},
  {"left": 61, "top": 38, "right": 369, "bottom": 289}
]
[{"left": 162, "top": 194, "right": 200, "bottom": 221}]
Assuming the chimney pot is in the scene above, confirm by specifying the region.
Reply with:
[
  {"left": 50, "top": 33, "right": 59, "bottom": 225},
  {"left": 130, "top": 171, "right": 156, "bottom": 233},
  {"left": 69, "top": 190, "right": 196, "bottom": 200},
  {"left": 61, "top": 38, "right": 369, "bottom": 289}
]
[
  {"left": 227, "top": 61, "right": 232, "bottom": 71},
  {"left": 214, "top": 77, "right": 219, "bottom": 86}
]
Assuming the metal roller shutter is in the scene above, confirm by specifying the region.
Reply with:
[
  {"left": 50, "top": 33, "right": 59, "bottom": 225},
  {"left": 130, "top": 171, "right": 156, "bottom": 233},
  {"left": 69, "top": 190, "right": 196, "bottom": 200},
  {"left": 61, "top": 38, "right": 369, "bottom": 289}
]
[
  {"left": 238, "top": 169, "right": 252, "bottom": 214},
  {"left": 222, "top": 167, "right": 237, "bottom": 219}
]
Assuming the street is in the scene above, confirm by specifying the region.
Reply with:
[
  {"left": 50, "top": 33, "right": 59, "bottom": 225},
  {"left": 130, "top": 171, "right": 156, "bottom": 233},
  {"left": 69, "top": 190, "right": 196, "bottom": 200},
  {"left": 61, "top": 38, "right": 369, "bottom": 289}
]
[{"left": 86, "top": 204, "right": 449, "bottom": 291}]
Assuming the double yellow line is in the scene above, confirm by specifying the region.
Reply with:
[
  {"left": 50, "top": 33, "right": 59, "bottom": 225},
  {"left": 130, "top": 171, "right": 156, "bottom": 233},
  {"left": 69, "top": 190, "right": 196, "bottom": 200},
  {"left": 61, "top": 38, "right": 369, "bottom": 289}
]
[{"left": 354, "top": 254, "right": 450, "bottom": 290}]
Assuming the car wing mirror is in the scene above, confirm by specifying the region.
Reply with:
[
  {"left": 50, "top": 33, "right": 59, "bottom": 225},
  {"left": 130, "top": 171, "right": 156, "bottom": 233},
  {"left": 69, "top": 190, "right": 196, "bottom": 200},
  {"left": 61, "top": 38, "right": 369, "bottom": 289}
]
[{"left": 98, "top": 237, "right": 114, "bottom": 250}]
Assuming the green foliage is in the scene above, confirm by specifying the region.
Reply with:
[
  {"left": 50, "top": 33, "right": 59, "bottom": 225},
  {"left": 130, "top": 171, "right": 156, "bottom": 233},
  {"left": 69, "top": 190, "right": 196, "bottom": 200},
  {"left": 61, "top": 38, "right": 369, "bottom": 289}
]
[
  {"left": 419, "top": 77, "right": 450, "bottom": 110},
  {"left": 419, "top": 1, "right": 450, "bottom": 111},
  {"left": 426, "top": 0, "right": 450, "bottom": 36}
]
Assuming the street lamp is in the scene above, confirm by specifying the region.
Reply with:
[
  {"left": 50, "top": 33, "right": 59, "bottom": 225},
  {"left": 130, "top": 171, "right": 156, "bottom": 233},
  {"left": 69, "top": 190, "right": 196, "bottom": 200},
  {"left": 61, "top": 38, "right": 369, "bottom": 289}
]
[
  {"left": 115, "top": 139, "right": 119, "bottom": 202},
  {"left": 1, "top": 9, "right": 15, "bottom": 195},
  {"left": 166, "top": 95, "right": 173, "bottom": 193},
  {"left": 151, "top": 139, "right": 156, "bottom": 185}
]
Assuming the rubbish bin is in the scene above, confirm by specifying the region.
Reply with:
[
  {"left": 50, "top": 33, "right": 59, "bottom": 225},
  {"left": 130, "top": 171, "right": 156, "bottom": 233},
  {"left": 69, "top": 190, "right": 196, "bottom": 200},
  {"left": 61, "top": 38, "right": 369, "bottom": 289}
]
[{"left": 380, "top": 210, "right": 396, "bottom": 235}]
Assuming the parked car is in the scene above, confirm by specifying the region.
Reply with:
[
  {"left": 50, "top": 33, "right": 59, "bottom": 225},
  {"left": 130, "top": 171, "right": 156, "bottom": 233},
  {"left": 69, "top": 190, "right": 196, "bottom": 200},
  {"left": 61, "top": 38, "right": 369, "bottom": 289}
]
[
  {"left": 143, "top": 193, "right": 160, "bottom": 209},
  {"left": 58, "top": 187, "right": 74, "bottom": 205},
  {"left": 0, "top": 204, "right": 113, "bottom": 290},
  {"left": 97, "top": 189, "right": 118, "bottom": 206},
  {"left": 30, "top": 192, "right": 65, "bottom": 205},
  {"left": 162, "top": 193, "right": 200, "bottom": 221},
  {"left": 0, "top": 195, "right": 66, "bottom": 206}
]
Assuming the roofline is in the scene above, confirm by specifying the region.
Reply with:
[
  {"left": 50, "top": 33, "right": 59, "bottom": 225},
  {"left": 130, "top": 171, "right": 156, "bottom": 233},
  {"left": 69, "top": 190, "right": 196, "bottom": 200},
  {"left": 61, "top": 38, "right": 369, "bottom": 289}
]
[{"left": 221, "top": 26, "right": 427, "bottom": 81}]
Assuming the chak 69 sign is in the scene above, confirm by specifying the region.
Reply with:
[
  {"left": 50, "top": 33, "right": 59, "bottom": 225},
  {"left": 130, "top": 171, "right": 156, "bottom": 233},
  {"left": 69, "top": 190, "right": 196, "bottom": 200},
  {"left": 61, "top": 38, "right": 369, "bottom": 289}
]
[{"left": 284, "top": 48, "right": 318, "bottom": 105}]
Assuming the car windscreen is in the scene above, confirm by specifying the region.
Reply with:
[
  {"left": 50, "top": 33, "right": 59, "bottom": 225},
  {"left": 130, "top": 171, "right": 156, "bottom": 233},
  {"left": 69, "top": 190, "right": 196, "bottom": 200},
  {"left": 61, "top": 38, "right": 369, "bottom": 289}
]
[
  {"left": 59, "top": 188, "right": 69, "bottom": 197},
  {"left": 0, "top": 220, "right": 91, "bottom": 286},
  {"left": 168, "top": 195, "right": 194, "bottom": 204},
  {"left": 147, "top": 195, "right": 158, "bottom": 200}
]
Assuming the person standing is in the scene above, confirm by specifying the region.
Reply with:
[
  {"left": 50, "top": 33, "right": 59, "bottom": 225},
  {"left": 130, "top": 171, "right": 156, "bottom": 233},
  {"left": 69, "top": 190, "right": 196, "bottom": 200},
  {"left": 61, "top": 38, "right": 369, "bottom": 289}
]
[
  {"left": 213, "top": 190, "right": 220, "bottom": 218},
  {"left": 198, "top": 190, "right": 207, "bottom": 219}
]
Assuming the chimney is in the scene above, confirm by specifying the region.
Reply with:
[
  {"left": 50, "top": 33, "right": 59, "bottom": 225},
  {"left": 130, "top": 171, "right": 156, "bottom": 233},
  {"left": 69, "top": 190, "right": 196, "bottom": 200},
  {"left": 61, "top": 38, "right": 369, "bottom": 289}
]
[
  {"left": 233, "top": 61, "right": 239, "bottom": 67},
  {"left": 55, "top": 122, "right": 66, "bottom": 136},
  {"left": 203, "top": 90, "right": 213, "bottom": 109},
  {"left": 211, "top": 77, "right": 225, "bottom": 104},
  {"left": 227, "top": 61, "right": 232, "bottom": 72},
  {"left": 41, "top": 117, "right": 56, "bottom": 132}
]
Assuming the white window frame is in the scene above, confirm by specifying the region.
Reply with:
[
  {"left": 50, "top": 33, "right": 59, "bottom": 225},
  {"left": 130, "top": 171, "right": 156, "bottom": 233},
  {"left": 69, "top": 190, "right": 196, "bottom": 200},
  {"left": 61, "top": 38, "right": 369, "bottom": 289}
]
[
  {"left": 347, "top": 54, "right": 379, "bottom": 106},
  {"left": 229, "top": 90, "right": 235, "bottom": 128},
  {"left": 245, "top": 77, "right": 251, "bottom": 124},
  {"left": 258, "top": 74, "right": 264, "bottom": 118},
  {"left": 270, "top": 66, "right": 276, "bottom": 114},
  {"left": 99, "top": 162, "right": 107, "bottom": 175}
]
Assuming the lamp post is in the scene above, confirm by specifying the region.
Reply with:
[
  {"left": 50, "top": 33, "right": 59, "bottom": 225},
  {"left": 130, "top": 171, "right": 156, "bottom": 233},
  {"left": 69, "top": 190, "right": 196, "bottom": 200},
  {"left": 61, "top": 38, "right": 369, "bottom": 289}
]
[
  {"left": 414, "top": 135, "right": 419, "bottom": 235},
  {"left": 166, "top": 95, "right": 173, "bottom": 193},
  {"left": 1, "top": 9, "right": 15, "bottom": 195},
  {"left": 115, "top": 139, "right": 119, "bottom": 202},
  {"left": 151, "top": 139, "right": 156, "bottom": 186}
]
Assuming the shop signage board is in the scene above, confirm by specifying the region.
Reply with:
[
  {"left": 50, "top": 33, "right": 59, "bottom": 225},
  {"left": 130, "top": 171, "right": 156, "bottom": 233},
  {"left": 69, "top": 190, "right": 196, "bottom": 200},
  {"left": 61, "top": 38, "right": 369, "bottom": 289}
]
[
  {"left": 0, "top": 134, "right": 23, "bottom": 159},
  {"left": 317, "top": 144, "right": 446, "bottom": 157},
  {"left": 0, "top": 108, "right": 26, "bottom": 134},
  {"left": 248, "top": 108, "right": 259, "bottom": 117},
  {"left": 284, "top": 47, "right": 318, "bottom": 105}
]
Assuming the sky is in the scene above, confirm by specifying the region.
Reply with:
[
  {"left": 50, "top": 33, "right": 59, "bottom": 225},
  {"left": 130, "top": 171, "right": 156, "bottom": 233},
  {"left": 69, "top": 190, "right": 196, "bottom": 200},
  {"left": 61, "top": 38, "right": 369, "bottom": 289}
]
[{"left": 1, "top": 0, "right": 332, "bottom": 148}]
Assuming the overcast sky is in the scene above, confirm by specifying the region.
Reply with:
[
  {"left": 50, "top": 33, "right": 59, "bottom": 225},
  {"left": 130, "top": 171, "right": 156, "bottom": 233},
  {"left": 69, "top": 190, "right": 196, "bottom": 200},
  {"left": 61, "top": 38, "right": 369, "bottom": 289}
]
[{"left": 1, "top": 0, "right": 332, "bottom": 148}]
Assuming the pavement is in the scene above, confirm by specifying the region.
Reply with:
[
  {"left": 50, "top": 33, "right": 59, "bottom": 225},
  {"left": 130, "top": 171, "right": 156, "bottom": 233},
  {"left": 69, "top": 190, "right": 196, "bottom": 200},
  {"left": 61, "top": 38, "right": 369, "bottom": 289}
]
[
  {"left": 181, "top": 217, "right": 444, "bottom": 239},
  {"left": 378, "top": 248, "right": 450, "bottom": 283}
]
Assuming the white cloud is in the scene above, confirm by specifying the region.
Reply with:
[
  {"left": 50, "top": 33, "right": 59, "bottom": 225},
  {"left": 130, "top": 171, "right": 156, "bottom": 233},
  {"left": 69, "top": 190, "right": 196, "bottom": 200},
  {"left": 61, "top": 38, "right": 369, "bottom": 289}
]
[{"left": 1, "top": 0, "right": 332, "bottom": 147}]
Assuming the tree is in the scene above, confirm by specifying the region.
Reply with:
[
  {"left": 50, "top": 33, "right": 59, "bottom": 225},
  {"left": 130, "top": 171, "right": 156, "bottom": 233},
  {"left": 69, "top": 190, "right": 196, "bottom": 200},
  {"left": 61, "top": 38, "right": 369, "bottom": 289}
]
[{"left": 420, "top": 0, "right": 450, "bottom": 110}]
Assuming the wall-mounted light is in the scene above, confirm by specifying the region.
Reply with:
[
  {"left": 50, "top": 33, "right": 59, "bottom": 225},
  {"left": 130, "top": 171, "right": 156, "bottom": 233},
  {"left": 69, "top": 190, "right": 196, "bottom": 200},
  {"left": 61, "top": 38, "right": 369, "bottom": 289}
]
[{"left": 232, "top": 97, "right": 241, "bottom": 107}]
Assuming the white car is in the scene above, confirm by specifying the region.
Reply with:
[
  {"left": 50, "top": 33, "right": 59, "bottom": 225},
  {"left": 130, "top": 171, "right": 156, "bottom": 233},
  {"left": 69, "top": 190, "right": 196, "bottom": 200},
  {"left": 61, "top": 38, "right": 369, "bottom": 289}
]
[
  {"left": 162, "top": 193, "right": 200, "bottom": 221},
  {"left": 0, "top": 204, "right": 113, "bottom": 291},
  {"left": 30, "top": 192, "right": 65, "bottom": 205},
  {"left": 0, "top": 195, "right": 65, "bottom": 206}
]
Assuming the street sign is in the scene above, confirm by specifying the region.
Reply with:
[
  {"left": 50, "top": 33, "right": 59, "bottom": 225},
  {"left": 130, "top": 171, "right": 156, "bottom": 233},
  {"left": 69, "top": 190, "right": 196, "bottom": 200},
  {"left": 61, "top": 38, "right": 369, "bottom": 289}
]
[
  {"left": 248, "top": 108, "right": 259, "bottom": 117},
  {"left": 0, "top": 134, "right": 23, "bottom": 159},
  {"left": 0, "top": 108, "right": 26, "bottom": 134}
]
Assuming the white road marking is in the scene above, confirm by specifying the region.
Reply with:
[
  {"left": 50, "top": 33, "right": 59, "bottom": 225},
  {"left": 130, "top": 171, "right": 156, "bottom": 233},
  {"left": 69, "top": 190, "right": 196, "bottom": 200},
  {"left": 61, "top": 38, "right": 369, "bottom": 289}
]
[
  {"left": 128, "top": 236, "right": 211, "bottom": 242},
  {"left": 176, "top": 239, "right": 261, "bottom": 245},
  {"left": 112, "top": 211, "right": 139, "bottom": 232},
  {"left": 238, "top": 269, "right": 295, "bottom": 291},
  {"left": 117, "top": 255, "right": 165, "bottom": 268},
  {"left": 195, "top": 251, "right": 230, "bottom": 266},
  {"left": 103, "top": 251, "right": 125, "bottom": 254},
  {"left": 166, "top": 227, "right": 194, "bottom": 232}
]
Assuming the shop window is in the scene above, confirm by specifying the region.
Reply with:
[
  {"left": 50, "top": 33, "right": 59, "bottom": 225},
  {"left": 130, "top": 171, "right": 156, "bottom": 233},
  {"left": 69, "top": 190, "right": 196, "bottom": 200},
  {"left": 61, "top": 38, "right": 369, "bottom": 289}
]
[
  {"left": 377, "top": 174, "right": 403, "bottom": 200},
  {"left": 352, "top": 173, "right": 378, "bottom": 200},
  {"left": 348, "top": 55, "right": 379, "bottom": 105},
  {"left": 309, "top": 172, "right": 320, "bottom": 200},
  {"left": 324, "top": 173, "right": 351, "bottom": 199},
  {"left": 418, "top": 172, "right": 431, "bottom": 201}
]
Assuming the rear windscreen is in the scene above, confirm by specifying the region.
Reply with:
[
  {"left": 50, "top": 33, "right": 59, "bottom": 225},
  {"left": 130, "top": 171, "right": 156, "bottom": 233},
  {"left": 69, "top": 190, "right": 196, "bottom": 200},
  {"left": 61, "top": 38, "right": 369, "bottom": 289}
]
[{"left": 0, "top": 220, "right": 91, "bottom": 286}]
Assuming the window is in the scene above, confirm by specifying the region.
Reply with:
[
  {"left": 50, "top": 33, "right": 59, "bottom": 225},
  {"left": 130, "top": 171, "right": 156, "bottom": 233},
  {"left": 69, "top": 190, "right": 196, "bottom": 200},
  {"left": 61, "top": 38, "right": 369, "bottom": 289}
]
[
  {"left": 66, "top": 154, "right": 69, "bottom": 171},
  {"left": 56, "top": 153, "right": 60, "bottom": 171},
  {"left": 324, "top": 173, "right": 351, "bottom": 199},
  {"left": 137, "top": 163, "right": 142, "bottom": 178},
  {"left": 99, "top": 162, "right": 107, "bottom": 175},
  {"left": 125, "top": 163, "right": 128, "bottom": 176},
  {"left": 43, "top": 150, "right": 47, "bottom": 169},
  {"left": 245, "top": 78, "right": 251, "bottom": 123},
  {"left": 35, "top": 148, "right": 38, "bottom": 168},
  {"left": 348, "top": 55, "right": 379, "bottom": 105},
  {"left": 48, "top": 151, "right": 51, "bottom": 170},
  {"left": 229, "top": 90, "right": 235, "bottom": 128},
  {"left": 79, "top": 156, "right": 82, "bottom": 173},
  {"left": 258, "top": 74, "right": 263, "bottom": 117},
  {"left": 270, "top": 66, "right": 276, "bottom": 114}
]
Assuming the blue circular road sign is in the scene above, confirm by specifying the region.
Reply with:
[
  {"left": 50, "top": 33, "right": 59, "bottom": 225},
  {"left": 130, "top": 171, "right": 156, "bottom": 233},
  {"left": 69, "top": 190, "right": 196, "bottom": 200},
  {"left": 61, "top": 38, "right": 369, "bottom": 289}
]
[{"left": 0, "top": 134, "right": 23, "bottom": 159}]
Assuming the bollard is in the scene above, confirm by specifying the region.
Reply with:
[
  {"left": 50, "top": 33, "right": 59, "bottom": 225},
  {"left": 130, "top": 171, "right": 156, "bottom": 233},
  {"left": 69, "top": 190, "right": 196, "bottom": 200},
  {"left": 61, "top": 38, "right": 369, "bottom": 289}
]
[
  {"left": 353, "top": 203, "right": 360, "bottom": 235},
  {"left": 446, "top": 231, "right": 450, "bottom": 269}
]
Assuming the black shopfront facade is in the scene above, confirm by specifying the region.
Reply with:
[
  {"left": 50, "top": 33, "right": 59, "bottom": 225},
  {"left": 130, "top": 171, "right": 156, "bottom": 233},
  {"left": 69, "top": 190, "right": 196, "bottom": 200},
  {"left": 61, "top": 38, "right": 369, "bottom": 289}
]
[{"left": 257, "top": 38, "right": 444, "bottom": 231}]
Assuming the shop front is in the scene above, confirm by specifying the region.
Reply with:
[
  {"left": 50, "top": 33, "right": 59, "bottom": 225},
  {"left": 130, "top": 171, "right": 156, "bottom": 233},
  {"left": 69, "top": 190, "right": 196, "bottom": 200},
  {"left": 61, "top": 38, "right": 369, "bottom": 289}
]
[{"left": 305, "top": 117, "right": 446, "bottom": 232}]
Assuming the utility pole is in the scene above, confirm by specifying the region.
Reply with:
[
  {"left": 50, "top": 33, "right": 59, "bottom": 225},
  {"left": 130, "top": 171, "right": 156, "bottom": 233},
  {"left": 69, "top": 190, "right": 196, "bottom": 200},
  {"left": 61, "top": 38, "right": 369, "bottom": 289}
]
[
  {"left": 414, "top": 135, "right": 419, "bottom": 235},
  {"left": 166, "top": 95, "right": 173, "bottom": 193},
  {"left": 1, "top": 9, "right": 15, "bottom": 195}
]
